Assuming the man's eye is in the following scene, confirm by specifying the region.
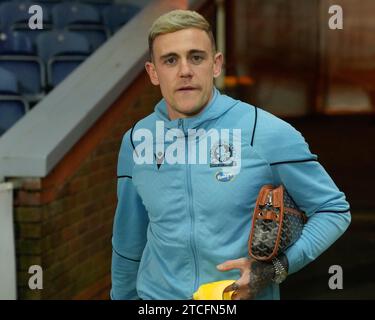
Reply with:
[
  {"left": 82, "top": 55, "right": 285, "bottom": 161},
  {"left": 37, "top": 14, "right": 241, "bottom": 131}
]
[
  {"left": 165, "top": 57, "right": 176, "bottom": 65},
  {"left": 191, "top": 55, "right": 204, "bottom": 64}
]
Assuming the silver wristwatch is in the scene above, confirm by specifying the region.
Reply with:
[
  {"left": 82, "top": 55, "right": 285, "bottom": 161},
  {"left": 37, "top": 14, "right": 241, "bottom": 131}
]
[{"left": 271, "top": 257, "right": 288, "bottom": 284}]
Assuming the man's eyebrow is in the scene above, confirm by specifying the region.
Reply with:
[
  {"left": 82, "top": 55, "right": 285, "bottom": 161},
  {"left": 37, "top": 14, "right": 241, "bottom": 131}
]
[
  {"left": 159, "top": 52, "right": 178, "bottom": 61},
  {"left": 159, "top": 49, "right": 208, "bottom": 61},
  {"left": 188, "top": 49, "right": 207, "bottom": 55}
]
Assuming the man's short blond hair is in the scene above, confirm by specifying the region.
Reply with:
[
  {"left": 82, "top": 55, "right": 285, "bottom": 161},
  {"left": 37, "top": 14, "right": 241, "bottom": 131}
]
[{"left": 148, "top": 9, "right": 216, "bottom": 59}]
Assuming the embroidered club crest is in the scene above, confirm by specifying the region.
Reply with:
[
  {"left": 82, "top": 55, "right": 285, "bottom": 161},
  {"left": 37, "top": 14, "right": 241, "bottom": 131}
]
[{"left": 210, "top": 143, "right": 235, "bottom": 168}]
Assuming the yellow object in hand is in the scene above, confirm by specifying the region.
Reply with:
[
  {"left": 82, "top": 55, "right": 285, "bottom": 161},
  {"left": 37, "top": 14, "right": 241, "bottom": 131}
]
[{"left": 193, "top": 280, "right": 236, "bottom": 300}]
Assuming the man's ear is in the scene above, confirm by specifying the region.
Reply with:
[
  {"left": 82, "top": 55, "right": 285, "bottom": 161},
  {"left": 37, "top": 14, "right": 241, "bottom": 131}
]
[
  {"left": 213, "top": 52, "right": 224, "bottom": 78},
  {"left": 145, "top": 61, "right": 160, "bottom": 86}
]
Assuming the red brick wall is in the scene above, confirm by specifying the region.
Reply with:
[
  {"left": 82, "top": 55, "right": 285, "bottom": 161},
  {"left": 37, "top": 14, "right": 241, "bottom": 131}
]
[{"left": 13, "top": 72, "right": 161, "bottom": 299}]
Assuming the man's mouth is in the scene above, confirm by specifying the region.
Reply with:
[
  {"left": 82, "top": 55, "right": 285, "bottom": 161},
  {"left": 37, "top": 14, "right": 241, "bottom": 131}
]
[{"left": 177, "top": 86, "right": 198, "bottom": 92}]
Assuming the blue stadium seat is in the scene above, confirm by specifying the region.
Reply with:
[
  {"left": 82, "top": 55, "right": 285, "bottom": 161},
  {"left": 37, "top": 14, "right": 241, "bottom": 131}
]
[
  {"left": 0, "top": 97, "right": 28, "bottom": 134},
  {"left": 0, "top": 66, "right": 28, "bottom": 134},
  {"left": 102, "top": 3, "right": 140, "bottom": 33},
  {"left": 67, "top": 24, "right": 108, "bottom": 51},
  {"left": 52, "top": 2, "right": 101, "bottom": 28},
  {"left": 36, "top": 30, "right": 90, "bottom": 87},
  {"left": 0, "top": 66, "right": 19, "bottom": 94},
  {"left": 0, "top": 1, "right": 51, "bottom": 29},
  {"left": 0, "top": 1, "right": 52, "bottom": 45},
  {"left": 0, "top": 30, "right": 33, "bottom": 54},
  {"left": 52, "top": 2, "right": 109, "bottom": 50},
  {"left": 0, "top": 30, "right": 45, "bottom": 101},
  {"left": 24, "top": 0, "right": 60, "bottom": 11},
  {"left": 36, "top": 30, "right": 90, "bottom": 62},
  {"left": 0, "top": 1, "right": 31, "bottom": 29},
  {"left": 78, "top": 0, "right": 113, "bottom": 12}
]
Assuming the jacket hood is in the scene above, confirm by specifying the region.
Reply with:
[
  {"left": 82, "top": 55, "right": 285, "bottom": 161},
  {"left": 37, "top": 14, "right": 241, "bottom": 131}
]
[{"left": 154, "top": 87, "right": 239, "bottom": 130}]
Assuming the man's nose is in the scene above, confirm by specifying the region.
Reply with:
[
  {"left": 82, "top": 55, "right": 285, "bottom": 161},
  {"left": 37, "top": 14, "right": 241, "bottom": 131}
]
[{"left": 179, "top": 59, "right": 193, "bottom": 78}]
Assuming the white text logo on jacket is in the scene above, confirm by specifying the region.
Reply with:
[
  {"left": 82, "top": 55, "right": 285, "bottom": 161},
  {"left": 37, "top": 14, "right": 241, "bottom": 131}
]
[{"left": 132, "top": 121, "right": 242, "bottom": 181}]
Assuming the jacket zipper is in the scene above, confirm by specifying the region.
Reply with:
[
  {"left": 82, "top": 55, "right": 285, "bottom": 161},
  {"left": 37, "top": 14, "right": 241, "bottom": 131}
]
[{"left": 179, "top": 119, "right": 199, "bottom": 292}]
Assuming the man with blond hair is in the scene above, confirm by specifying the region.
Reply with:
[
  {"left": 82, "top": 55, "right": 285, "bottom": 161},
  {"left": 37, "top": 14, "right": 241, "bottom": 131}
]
[{"left": 111, "top": 9, "right": 351, "bottom": 300}]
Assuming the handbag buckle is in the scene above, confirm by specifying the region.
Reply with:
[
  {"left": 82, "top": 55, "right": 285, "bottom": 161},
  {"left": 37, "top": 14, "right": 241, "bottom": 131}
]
[{"left": 266, "top": 192, "right": 273, "bottom": 206}]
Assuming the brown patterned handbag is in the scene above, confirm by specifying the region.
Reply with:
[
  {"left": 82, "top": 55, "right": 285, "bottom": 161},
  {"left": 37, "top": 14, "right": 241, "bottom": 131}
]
[{"left": 248, "top": 185, "right": 308, "bottom": 261}]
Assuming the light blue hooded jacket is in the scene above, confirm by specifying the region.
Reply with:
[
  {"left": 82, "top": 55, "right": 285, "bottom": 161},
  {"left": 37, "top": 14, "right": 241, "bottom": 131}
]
[{"left": 111, "top": 88, "right": 351, "bottom": 300}]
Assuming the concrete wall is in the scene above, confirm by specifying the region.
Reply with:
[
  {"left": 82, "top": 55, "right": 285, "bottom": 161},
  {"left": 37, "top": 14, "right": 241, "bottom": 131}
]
[{"left": 0, "top": 183, "right": 16, "bottom": 300}]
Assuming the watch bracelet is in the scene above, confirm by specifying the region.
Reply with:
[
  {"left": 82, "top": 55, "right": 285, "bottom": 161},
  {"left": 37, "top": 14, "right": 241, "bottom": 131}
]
[{"left": 272, "top": 257, "right": 288, "bottom": 283}]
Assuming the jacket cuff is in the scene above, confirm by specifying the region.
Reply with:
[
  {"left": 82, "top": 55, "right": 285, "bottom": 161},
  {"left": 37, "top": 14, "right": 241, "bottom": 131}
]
[{"left": 284, "top": 241, "right": 304, "bottom": 275}]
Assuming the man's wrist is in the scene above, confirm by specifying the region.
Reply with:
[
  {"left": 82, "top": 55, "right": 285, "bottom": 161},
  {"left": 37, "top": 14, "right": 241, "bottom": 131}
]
[{"left": 279, "top": 253, "right": 289, "bottom": 272}]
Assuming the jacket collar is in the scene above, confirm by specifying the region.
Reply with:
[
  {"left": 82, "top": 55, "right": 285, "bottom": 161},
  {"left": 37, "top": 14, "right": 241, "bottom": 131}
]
[{"left": 154, "top": 87, "right": 239, "bottom": 131}]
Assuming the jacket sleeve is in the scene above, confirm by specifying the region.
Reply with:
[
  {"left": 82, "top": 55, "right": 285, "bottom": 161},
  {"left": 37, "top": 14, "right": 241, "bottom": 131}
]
[
  {"left": 254, "top": 110, "right": 351, "bottom": 275},
  {"left": 111, "top": 130, "right": 149, "bottom": 300}
]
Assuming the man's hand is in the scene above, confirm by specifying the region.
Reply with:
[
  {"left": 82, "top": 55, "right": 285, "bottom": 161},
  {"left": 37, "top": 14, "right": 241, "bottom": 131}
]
[{"left": 216, "top": 256, "right": 275, "bottom": 300}]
